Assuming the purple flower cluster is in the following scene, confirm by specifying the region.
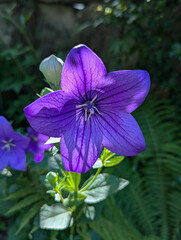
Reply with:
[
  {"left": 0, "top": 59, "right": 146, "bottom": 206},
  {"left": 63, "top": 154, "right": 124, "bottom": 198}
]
[
  {"left": 0, "top": 116, "right": 29, "bottom": 171},
  {"left": 27, "top": 127, "right": 53, "bottom": 162},
  {"left": 24, "top": 45, "right": 150, "bottom": 173},
  {"left": 0, "top": 116, "right": 53, "bottom": 172}
]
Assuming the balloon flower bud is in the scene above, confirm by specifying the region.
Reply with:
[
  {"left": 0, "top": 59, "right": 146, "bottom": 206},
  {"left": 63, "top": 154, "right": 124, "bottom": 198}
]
[{"left": 39, "top": 55, "right": 64, "bottom": 90}]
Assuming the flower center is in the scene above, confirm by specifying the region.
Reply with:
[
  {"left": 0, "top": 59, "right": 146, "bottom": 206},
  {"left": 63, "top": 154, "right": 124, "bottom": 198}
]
[
  {"left": 76, "top": 95, "right": 102, "bottom": 121},
  {"left": 31, "top": 135, "right": 38, "bottom": 142},
  {"left": 1, "top": 139, "right": 16, "bottom": 152}
]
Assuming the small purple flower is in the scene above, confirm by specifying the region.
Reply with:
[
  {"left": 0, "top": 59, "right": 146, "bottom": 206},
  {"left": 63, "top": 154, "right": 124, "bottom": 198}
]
[
  {"left": 24, "top": 45, "right": 150, "bottom": 173},
  {"left": 27, "top": 127, "right": 53, "bottom": 162},
  {"left": 0, "top": 116, "right": 29, "bottom": 171}
]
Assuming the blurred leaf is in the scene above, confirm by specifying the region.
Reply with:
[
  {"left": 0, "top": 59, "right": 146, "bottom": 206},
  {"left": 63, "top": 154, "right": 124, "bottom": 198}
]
[
  {"left": 83, "top": 206, "right": 95, "bottom": 220},
  {"left": 16, "top": 201, "right": 43, "bottom": 233},
  {"left": 6, "top": 194, "right": 42, "bottom": 215}
]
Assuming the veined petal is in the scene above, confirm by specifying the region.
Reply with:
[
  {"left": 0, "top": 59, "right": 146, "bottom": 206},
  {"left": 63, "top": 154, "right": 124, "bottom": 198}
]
[
  {"left": 97, "top": 70, "right": 150, "bottom": 113},
  {"left": 24, "top": 91, "right": 79, "bottom": 137},
  {"left": 61, "top": 45, "right": 107, "bottom": 99},
  {"left": 0, "top": 116, "right": 14, "bottom": 139},
  {"left": 60, "top": 115, "right": 103, "bottom": 173},
  {"left": 96, "top": 111, "right": 146, "bottom": 156}
]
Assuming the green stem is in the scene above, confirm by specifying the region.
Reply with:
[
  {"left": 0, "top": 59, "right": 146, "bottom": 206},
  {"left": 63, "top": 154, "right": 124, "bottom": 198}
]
[
  {"left": 80, "top": 167, "right": 102, "bottom": 192},
  {"left": 75, "top": 204, "right": 85, "bottom": 222},
  {"left": 74, "top": 173, "right": 78, "bottom": 199},
  {"left": 69, "top": 223, "right": 75, "bottom": 240}
]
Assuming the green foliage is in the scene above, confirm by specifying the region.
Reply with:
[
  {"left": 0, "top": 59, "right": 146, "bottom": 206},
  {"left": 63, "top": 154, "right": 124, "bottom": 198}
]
[
  {"left": 96, "top": 0, "right": 181, "bottom": 104},
  {"left": 82, "top": 174, "right": 129, "bottom": 204},
  {"left": 40, "top": 204, "right": 72, "bottom": 230},
  {"left": 99, "top": 96, "right": 181, "bottom": 240},
  {"left": 89, "top": 198, "right": 161, "bottom": 240},
  {"left": 0, "top": 5, "right": 42, "bottom": 126},
  {"left": 100, "top": 148, "right": 124, "bottom": 167}
]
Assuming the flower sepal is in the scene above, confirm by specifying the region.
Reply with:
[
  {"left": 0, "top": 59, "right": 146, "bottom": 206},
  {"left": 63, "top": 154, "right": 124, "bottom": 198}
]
[
  {"left": 101, "top": 148, "right": 125, "bottom": 168},
  {"left": 39, "top": 54, "right": 64, "bottom": 90}
]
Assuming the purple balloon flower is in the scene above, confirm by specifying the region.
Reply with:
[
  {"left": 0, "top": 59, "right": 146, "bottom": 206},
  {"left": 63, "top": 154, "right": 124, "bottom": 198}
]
[
  {"left": 27, "top": 127, "right": 53, "bottom": 162},
  {"left": 0, "top": 116, "right": 29, "bottom": 171},
  {"left": 24, "top": 45, "right": 150, "bottom": 173}
]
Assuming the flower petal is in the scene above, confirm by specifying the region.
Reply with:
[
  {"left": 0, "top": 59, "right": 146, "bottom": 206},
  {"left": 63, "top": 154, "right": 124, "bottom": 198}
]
[
  {"left": 95, "top": 111, "right": 146, "bottom": 156},
  {"left": 38, "top": 133, "right": 53, "bottom": 150},
  {"left": 60, "top": 115, "right": 103, "bottom": 173},
  {"left": 13, "top": 133, "right": 30, "bottom": 150},
  {"left": 33, "top": 151, "right": 44, "bottom": 162},
  {"left": 9, "top": 148, "right": 27, "bottom": 171},
  {"left": 97, "top": 70, "right": 150, "bottom": 113},
  {"left": 0, "top": 150, "right": 9, "bottom": 171},
  {"left": 0, "top": 116, "right": 14, "bottom": 139},
  {"left": 24, "top": 91, "right": 79, "bottom": 137},
  {"left": 61, "top": 44, "right": 107, "bottom": 99}
]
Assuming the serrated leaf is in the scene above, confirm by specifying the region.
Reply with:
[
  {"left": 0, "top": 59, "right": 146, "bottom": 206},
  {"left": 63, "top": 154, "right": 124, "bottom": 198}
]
[
  {"left": 6, "top": 194, "right": 42, "bottom": 215},
  {"left": 16, "top": 201, "right": 43, "bottom": 233},
  {"left": 40, "top": 204, "right": 72, "bottom": 230},
  {"left": 82, "top": 174, "right": 129, "bottom": 204},
  {"left": 103, "top": 156, "right": 124, "bottom": 167}
]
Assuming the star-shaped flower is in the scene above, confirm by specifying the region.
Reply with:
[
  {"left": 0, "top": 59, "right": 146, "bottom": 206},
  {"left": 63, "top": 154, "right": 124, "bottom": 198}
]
[
  {"left": 27, "top": 127, "right": 53, "bottom": 162},
  {"left": 0, "top": 116, "right": 29, "bottom": 171},
  {"left": 24, "top": 45, "right": 150, "bottom": 173}
]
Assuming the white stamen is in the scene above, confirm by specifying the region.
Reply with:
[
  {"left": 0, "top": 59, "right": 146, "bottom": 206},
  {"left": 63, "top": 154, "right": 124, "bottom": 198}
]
[
  {"left": 91, "top": 95, "right": 98, "bottom": 103},
  {"left": 75, "top": 95, "right": 101, "bottom": 121},
  {"left": 93, "top": 106, "right": 102, "bottom": 115},
  {"left": 87, "top": 112, "right": 93, "bottom": 121},
  {"left": 1, "top": 139, "right": 15, "bottom": 152},
  {"left": 76, "top": 103, "right": 87, "bottom": 108}
]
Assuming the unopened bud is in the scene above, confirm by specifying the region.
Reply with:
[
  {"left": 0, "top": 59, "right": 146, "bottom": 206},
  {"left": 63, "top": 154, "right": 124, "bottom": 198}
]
[{"left": 39, "top": 55, "right": 64, "bottom": 90}]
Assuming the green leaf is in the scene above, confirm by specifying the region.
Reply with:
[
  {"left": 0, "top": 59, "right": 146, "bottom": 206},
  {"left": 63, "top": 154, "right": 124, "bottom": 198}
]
[
  {"left": 83, "top": 206, "right": 95, "bottom": 220},
  {"left": 48, "top": 154, "right": 65, "bottom": 171},
  {"left": 82, "top": 174, "right": 129, "bottom": 204},
  {"left": 45, "top": 172, "right": 58, "bottom": 185},
  {"left": 40, "top": 204, "right": 72, "bottom": 230},
  {"left": 4, "top": 187, "right": 36, "bottom": 200},
  {"left": 103, "top": 155, "right": 124, "bottom": 167},
  {"left": 63, "top": 192, "right": 86, "bottom": 207},
  {"left": 6, "top": 194, "right": 42, "bottom": 215},
  {"left": 16, "top": 201, "right": 43, "bottom": 233}
]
